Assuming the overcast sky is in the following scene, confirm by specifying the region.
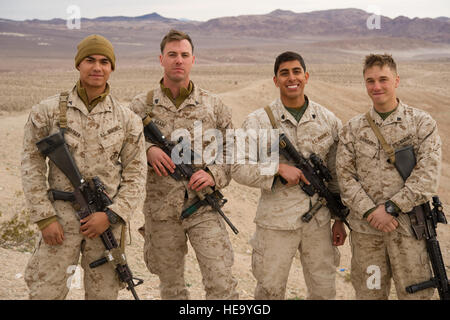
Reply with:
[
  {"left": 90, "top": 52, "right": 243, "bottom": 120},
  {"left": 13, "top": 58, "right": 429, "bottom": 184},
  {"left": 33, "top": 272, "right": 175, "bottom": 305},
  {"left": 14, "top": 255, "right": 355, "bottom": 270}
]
[{"left": 0, "top": 0, "right": 449, "bottom": 21}]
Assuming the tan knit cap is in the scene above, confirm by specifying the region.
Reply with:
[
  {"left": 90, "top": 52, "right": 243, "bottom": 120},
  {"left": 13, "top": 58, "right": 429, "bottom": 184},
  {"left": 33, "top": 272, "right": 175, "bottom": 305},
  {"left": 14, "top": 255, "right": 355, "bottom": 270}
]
[{"left": 75, "top": 34, "right": 116, "bottom": 70}]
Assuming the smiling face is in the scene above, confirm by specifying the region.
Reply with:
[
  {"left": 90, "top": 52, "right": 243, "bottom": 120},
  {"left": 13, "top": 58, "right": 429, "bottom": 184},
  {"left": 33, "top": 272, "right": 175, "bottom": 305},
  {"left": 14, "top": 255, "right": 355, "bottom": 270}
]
[
  {"left": 364, "top": 65, "right": 400, "bottom": 112},
  {"left": 77, "top": 54, "right": 112, "bottom": 90},
  {"left": 273, "top": 59, "right": 309, "bottom": 107},
  {"left": 160, "top": 39, "right": 195, "bottom": 87}
]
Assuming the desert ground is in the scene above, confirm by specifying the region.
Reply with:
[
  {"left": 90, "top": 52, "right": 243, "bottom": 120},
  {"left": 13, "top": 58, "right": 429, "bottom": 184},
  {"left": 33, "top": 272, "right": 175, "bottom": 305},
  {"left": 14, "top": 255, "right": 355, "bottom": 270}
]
[{"left": 0, "top": 54, "right": 449, "bottom": 300}]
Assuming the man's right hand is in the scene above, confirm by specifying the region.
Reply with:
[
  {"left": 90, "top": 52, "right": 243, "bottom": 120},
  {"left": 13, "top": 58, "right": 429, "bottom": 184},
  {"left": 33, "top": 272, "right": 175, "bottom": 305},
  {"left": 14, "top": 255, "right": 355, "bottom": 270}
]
[
  {"left": 41, "top": 221, "right": 65, "bottom": 246},
  {"left": 147, "top": 146, "right": 176, "bottom": 176},
  {"left": 277, "top": 163, "right": 310, "bottom": 187}
]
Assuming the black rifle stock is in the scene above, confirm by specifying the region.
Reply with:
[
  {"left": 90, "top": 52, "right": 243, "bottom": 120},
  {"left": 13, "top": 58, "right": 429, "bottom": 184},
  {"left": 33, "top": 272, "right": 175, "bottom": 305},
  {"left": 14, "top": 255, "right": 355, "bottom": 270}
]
[
  {"left": 36, "top": 131, "right": 143, "bottom": 300},
  {"left": 278, "top": 133, "right": 350, "bottom": 228},
  {"left": 405, "top": 197, "right": 449, "bottom": 300},
  {"left": 388, "top": 145, "right": 449, "bottom": 300},
  {"left": 143, "top": 116, "right": 239, "bottom": 234}
]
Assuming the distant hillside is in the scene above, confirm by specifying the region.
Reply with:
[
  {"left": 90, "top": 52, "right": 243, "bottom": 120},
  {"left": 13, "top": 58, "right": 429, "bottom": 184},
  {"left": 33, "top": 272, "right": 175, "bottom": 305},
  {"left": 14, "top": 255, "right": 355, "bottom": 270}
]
[
  {"left": 1, "top": 8, "right": 449, "bottom": 42},
  {"left": 201, "top": 9, "right": 450, "bottom": 43},
  {"left": 90, "top": 12, "right": 176, "bottom": 22},
  {"left": 0, "top": 8, "right": 449, "bottom": 64}
]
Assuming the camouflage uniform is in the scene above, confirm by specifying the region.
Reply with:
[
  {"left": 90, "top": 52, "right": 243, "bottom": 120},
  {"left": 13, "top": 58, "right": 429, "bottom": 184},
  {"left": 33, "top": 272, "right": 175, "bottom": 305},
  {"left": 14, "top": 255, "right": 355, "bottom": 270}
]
[
  {"left": 336, "top": 101, "right": 441, "bottom": 299},
  {"left": 129, "top": 84, "right": 238, "bottom": 300},
  {"left": 21, "top": 86, "right": 147, "bottom": 299},
  {"left": 232, "top": 97, "right": 342, "bottom": 299}
]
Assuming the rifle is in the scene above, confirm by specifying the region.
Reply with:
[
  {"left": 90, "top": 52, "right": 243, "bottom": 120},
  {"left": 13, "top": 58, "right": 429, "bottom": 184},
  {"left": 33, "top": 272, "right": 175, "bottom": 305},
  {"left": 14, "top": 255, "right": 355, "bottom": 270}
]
[
  {"left": 36, "top": 130, "right": 143, "bottom": 300},
  {"left": 142, "top": 115, "right": 239, "bottom": 235},
  {"left": 381, "top": 144, "right": 450, "bottom": 300},
  {"left": 405, "top": 197, "right": 449, "bottom": 300},
  {"left": 278, "top": 133, "right": 350, "bottom": 228}
]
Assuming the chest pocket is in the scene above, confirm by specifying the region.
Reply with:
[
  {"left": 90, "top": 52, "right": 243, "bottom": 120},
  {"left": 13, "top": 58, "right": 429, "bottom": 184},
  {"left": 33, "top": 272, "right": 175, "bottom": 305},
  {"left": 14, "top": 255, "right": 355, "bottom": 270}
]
[
  {"left": 64, "top": 130, "right": 81, "bottom": 154},
  {"left": 99, "top": 129, "right": 124, "bottom": 162},
  {"left": 179, "top": 105, "right": 215, "bottom": 130},
  {"left": 355, "top": 139, "right": 379, "bottom": 165},
  {"left": 353, "top": 139, "right": 379, "bottom": 181}
]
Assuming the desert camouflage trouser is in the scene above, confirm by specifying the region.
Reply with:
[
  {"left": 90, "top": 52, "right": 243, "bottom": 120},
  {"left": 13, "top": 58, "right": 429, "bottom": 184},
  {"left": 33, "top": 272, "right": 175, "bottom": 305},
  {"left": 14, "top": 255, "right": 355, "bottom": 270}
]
[
  {"left": 25, "top": 226, "right": 123, "bottom": 300},
  {"left": 143, "top": 210, "right": 238, "bottom": 300},
  {"left": 250, "top": 220, "right": 340, "bottom": 300},
  {"left": 350, "top": 230, "right": 434, "bottom": 300}
]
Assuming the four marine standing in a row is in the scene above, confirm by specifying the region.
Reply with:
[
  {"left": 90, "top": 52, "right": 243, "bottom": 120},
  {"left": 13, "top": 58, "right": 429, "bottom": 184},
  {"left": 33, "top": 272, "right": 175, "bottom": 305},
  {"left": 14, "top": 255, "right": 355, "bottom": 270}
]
[{"left": 20, "top": 29, "right": 444, "bottom": 300}]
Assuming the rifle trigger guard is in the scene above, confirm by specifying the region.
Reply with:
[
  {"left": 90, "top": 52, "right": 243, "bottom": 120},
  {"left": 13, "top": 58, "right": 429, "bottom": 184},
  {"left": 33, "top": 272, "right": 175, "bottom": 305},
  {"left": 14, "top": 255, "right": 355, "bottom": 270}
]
[
  {"left": 132, "top": 277, "right": 144, "bottom": 288},
  {"left": 219, "top": 198, "right": 228, "bottom": 207}
]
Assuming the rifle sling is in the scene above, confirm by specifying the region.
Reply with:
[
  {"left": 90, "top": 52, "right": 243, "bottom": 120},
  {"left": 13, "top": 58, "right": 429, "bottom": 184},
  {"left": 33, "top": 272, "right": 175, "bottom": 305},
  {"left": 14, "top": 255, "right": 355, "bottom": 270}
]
[
  {"left": 264, "top": 105, "right": 278, "bottom": 129},
  {"left": 145, "top": 89, "right": 155, "bottom": 117},
  {"left": 365, "top": 112, "right": 396, "bottom": 164},
  {"left": 58, "top": 91, "right": 70, "bottom": 131}
]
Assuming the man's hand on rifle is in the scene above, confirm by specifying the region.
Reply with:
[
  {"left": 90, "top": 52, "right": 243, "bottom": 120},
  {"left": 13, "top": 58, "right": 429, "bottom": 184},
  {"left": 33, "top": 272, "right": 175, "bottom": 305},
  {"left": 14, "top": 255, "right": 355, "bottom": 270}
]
[
  {"left": 332, "top": 220, "right": 347, "bottom": 246},
  {"left": 80, "top": 212, "right": 110, "bottom": 239},
  {"left": 42, "top": 221, "right": 65, "bottom": 246},
  {"left": 188, "top": 170, "right": 215, "bottom": 192},
  {"left": 277, "top": 163, "right": 310, "bottom": 187},
  {"left": 367, "top": 205, "right": 399, "bottom": 232},
  {"left": 147, "top": 146, "right": 175, "bottom": 177}
]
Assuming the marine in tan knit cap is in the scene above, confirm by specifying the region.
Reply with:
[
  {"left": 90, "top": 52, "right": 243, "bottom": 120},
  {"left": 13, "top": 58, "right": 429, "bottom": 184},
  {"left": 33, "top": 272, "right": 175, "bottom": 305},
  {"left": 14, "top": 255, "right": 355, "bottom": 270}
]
[
  {"left": 72, "top": 34, "right": 116, "bottom": 112},
  {"left": 75, "top": 34, "right": 116, "bottom": 70},
  {"left": 21, "top": 34, "right": 147, "bottom": 299}
]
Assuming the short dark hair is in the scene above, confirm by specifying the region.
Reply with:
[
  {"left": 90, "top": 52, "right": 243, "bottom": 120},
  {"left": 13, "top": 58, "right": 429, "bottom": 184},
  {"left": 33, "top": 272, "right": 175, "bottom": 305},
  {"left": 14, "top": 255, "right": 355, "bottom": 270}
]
[
  {"left": 363, "top": 53, "right": 397, "bottom": 75},
  {"left": 274, "top": 51, "right": 306, "bottom": 75},
  {"left": 160, "top": 29, "right": 194, "bottom": 54}
]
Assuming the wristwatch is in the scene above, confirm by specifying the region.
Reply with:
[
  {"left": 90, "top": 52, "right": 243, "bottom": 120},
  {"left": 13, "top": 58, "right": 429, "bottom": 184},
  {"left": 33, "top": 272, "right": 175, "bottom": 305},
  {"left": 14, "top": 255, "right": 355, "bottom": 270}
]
[
  {"left": 105, "top": 208, "right": 119, "bottom": 224},
  {"left": 385, "top": 200, "right": 400, "bottom": 217}
]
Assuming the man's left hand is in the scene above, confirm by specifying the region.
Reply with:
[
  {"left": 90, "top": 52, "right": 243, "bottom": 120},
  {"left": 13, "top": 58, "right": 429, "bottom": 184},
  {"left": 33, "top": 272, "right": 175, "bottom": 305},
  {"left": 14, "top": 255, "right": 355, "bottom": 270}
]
[
  {"left": 80, "top": 212, "right": 110, "bottom": 238},
  {"left": 332, "top": 220, "right": 347, "bottom": 246},
  {"left": 188, "top": 170, "right": 215, "bottom": 192}
]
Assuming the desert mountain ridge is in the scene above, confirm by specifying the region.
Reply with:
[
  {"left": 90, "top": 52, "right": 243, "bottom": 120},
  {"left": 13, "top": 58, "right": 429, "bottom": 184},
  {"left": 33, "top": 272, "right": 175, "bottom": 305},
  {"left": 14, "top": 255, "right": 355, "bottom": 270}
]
[
  {"left": 1, "top": 8, "right": 449, "bottom": 42},
  {"left": 1, "top": 8, "right": 450, "bottom": 67}
]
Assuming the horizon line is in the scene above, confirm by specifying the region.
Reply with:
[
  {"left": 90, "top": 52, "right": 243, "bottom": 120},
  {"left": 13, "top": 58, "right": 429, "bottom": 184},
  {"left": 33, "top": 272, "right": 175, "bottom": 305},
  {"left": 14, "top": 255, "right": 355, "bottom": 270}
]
[{"left": 1, "top": 8, "right": 448, "bottom": 23}]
